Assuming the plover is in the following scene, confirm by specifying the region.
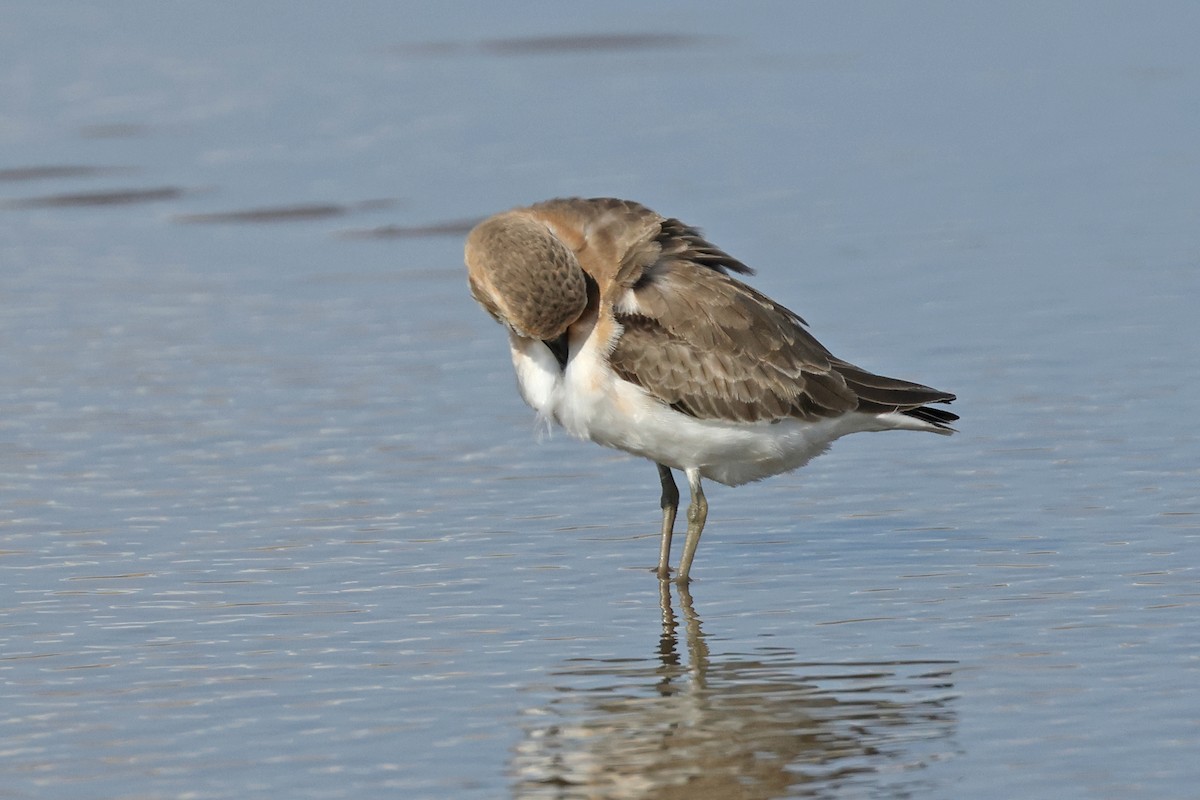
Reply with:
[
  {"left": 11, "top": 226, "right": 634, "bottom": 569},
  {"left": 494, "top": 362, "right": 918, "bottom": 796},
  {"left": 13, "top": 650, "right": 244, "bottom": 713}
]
[{"left": 466, "top": 197, "right": 957, "bottom": 583}]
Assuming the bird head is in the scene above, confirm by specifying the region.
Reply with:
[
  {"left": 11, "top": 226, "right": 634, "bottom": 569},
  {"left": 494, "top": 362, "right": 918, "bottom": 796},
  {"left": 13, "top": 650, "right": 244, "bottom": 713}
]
[{"left": 465, "top": 211, "right": 588, "bottom": 341}]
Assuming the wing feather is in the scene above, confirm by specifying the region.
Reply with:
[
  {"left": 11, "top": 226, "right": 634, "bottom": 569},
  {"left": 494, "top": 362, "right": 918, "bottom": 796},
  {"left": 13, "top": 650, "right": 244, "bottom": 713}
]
[
  {"left": 610, "top": 261, "right": 859, "bottom": 423},
  {"left": 609, "top": 230, "right": 954, "bottom": 425}
]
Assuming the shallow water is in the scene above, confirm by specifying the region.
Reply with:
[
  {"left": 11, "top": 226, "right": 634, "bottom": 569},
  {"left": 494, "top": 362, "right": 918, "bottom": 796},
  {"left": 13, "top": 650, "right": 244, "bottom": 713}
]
[{"left": 2, "top": 3, "right": 1198, "bottom": 798}]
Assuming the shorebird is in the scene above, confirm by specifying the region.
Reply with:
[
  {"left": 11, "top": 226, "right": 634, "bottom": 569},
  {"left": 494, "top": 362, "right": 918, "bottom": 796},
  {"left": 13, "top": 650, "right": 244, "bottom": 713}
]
[{"left": 466, "top": 197, "right": 957, "bottom": 583}]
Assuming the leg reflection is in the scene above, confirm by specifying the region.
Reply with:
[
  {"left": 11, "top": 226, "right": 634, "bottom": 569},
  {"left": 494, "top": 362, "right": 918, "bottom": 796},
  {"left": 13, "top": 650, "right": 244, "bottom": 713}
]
[
  {"left": 657, "top": 580, "right": 709, "bottom": 695},
  {"left": 512, "top": 586, "right": 959, "bottom": 797}
]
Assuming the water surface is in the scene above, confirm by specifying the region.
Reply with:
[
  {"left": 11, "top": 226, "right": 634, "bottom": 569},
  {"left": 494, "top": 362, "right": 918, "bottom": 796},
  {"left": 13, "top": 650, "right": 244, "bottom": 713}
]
[{"left": 2, "top": 3, "right": 1198, "bottom": 798}]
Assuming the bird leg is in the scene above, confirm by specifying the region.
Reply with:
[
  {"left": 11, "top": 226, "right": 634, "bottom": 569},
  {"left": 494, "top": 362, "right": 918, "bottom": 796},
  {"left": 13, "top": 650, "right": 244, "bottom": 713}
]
[
  {"left": 675, "top": 468, "right": 707, "bottom": 584},
  {"left": 655, "top": 463, "right": 679, "bottom": 579}
]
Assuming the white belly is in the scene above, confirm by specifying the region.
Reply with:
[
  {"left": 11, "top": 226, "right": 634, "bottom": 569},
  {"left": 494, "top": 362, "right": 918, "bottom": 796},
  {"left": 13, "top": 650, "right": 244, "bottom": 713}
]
[{"left": 508, "top": 332, "right": 895, "bottom": 487}]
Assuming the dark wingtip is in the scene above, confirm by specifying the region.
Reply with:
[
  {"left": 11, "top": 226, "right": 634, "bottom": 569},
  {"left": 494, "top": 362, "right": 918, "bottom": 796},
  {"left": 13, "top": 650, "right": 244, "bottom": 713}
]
[
  {"left": 901, "top": 397, "right": 959, "bottom": 430},
  {"left": 657, "top": 217, "right": 756, "bottom": 275},
  {"left": 904, "top": 404, "right": 958, "bottom": 423}
]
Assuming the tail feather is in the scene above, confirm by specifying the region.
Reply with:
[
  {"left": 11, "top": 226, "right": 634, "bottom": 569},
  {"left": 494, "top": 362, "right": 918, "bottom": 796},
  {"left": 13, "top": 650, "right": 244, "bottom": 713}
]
[
  {"left": 901, "top": 403, "right": 959, "bottom": 429},
  {"left": 834, "top": 362, "right": 958, "bottom": 432}
]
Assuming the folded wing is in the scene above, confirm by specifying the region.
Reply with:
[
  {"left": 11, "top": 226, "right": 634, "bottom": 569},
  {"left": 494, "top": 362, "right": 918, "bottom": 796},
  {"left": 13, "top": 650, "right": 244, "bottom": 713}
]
[{"left": 608, "top": 218, "right": 956, "bottom": 427}]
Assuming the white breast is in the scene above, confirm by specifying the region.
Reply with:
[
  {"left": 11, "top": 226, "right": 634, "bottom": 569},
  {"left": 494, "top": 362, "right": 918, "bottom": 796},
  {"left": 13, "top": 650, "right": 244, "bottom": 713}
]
[{"left": 508, "top": 331, "right": 563, "bottom": 418}]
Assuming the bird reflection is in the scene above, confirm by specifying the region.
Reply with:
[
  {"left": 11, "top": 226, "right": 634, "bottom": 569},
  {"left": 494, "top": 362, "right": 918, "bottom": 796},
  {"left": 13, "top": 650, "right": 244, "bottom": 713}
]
[{"left": 511, "top": 585, "right": 957, "bottom": 799}]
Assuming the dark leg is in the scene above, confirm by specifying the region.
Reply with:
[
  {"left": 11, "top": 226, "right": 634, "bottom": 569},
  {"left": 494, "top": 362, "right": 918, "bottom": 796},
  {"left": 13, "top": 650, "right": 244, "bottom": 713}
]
[{"left": 656, "top": 463, "right": 678, "bottom": 579}]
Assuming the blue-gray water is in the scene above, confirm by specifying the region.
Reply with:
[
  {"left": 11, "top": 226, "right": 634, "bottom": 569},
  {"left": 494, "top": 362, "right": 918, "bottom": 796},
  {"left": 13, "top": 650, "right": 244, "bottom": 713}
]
[{"left": 2, "top": 3, "right": 1197, "bottom": 798}]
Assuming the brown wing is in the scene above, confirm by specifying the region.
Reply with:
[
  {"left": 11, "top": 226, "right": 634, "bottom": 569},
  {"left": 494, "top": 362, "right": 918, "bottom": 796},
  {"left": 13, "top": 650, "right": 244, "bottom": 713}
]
[
  {"left": 609, "top": 257, "right": 859, "bottom": 423},
  {"left": 609, "top": 240, "right": 956, "bottom": 425}
]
